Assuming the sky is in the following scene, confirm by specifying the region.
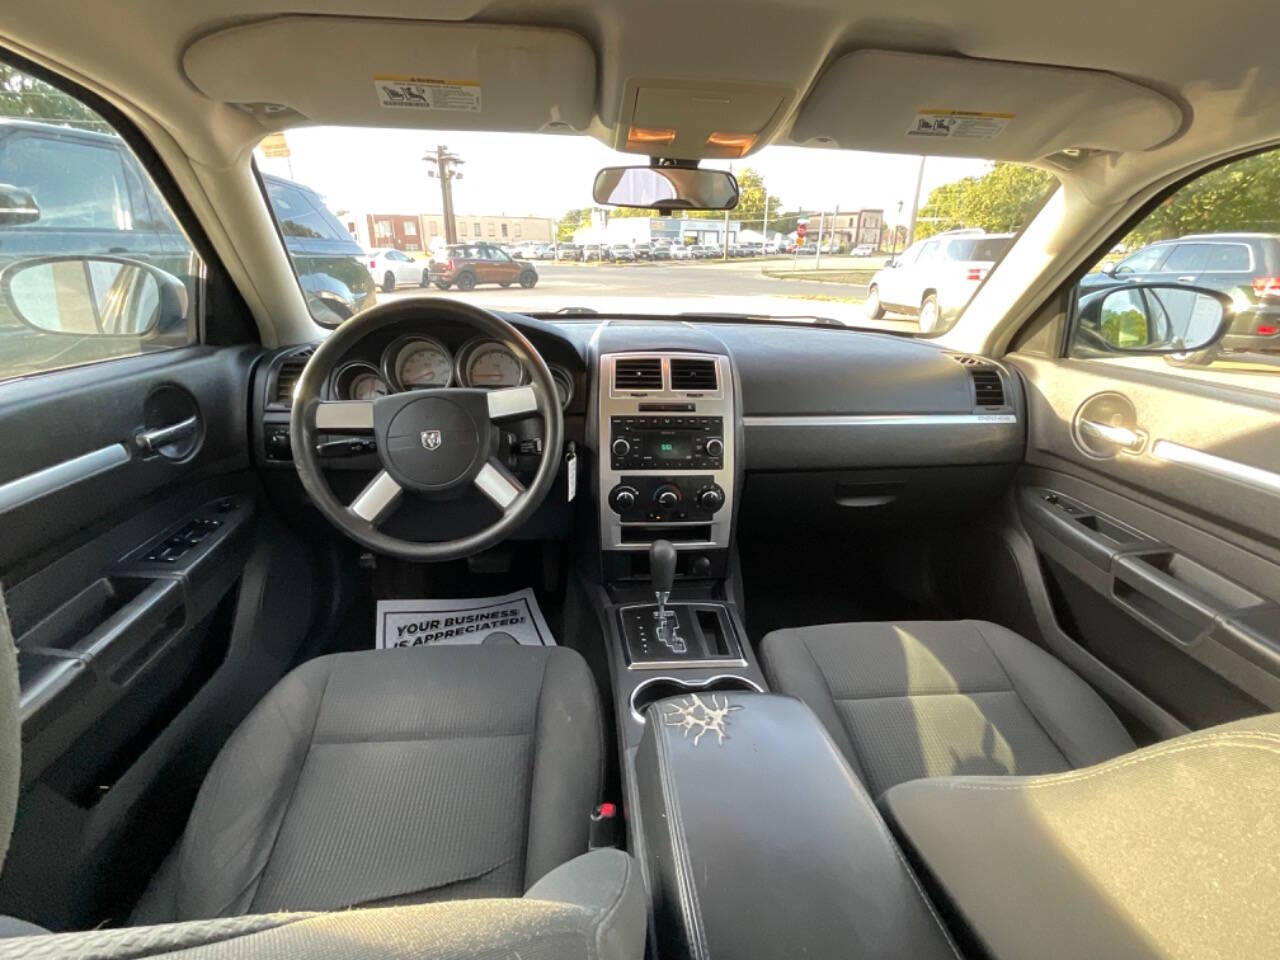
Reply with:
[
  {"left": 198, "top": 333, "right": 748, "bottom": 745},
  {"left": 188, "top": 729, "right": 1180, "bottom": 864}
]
[{"left": 257, "top": 126, "right": 992, "bottom": 225}]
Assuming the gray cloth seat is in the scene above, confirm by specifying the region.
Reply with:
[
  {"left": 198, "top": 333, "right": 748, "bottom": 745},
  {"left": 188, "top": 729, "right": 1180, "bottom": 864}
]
[
  {"left": 134, "top": 644, "right": 605, "bottom": 922},
  {"left": 760, "top": 619, "right": 1135, "bottom": 796},
  {"left": 882, "top": 712, "right": 1280, "bottom": 959},
  {"left": 0, "top": 849, "right": 645, "bottom": 960}
]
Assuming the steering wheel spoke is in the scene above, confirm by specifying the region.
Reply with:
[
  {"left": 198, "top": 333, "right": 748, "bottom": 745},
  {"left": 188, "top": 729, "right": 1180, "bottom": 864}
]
[
  {"left": 486, "top": 384, "right": 540, "bottom": 420},
  {"left": 349, "top": 470, "right": 403, "bottom": 525},
  {"left": 474, "top": 459, "right": 525, "bottom": 512},
  {"left": 315, "top": 400, "right": 374, "bottom": 432}
]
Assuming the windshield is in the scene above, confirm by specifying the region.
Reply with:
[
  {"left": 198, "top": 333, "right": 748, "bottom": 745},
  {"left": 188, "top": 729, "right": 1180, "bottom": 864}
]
[{"left": 258, "top": 127, "right": 1055, "bottom": 331}]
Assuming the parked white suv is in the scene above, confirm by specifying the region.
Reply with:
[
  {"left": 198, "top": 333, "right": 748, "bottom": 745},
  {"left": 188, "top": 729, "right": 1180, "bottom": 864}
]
[{"left": 866, "top": 230, "right": 1014, "bottom": 332}]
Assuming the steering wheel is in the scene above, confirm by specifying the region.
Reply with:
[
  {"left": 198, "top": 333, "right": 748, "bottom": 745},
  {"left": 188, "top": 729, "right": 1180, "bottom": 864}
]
[{"left": 289, "top": 298, "right": 564, "bottom": 562}]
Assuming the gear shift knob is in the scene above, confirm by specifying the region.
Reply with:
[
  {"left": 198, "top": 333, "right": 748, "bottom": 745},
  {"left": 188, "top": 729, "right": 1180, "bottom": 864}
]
[{"left": 650, "top": 539, "right": 677, "bottom": 600}]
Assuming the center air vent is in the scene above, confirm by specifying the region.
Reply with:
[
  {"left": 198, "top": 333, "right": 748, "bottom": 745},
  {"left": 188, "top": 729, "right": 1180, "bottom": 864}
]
[
  {"left": 614, "top": 357, "right": 663, "bottom": 391},
  {"left": 271, "top": 347, "right": 315, "bottom": 408},
  {"left": 969, "top": 367, "right": 1006, "bottom": 408},
  {"left": 670, "top": 358, "right": 718, "bottom": 392}
]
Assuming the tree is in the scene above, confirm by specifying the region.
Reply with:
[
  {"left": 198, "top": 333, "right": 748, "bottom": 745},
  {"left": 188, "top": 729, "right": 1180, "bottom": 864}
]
[
  {"left": 1123, "top": 151, "right": 1280, "bottom": 245},
  {"left": 556, "top": 208, "right": 592, "bottom": 242},
  {"left": 0, "top": 64, "right": 111, "bottom": 132},
  {"left": 915, "top": 163, "right": 1055, "bottom": 240},
  {"left": 732, "top": 168, "right": 784, "bottom": 230}
]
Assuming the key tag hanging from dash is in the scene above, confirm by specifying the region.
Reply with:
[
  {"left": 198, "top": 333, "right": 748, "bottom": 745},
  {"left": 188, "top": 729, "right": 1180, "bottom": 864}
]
[{"left": 565, "top": 441, "right": 578, "bottom": 502}]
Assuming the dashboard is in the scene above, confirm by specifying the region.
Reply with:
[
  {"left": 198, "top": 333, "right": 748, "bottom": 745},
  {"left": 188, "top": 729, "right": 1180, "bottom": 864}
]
[{"left": 253, "top": 310, "right": 1024, "bottom": 568}]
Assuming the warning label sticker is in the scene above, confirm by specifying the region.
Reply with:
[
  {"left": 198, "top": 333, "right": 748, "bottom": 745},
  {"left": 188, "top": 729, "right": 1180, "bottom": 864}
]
[
  {"left": 374, "top": 75, "right": 482, "bottom": 113},
  {"left": 907, "top": 110, "right": 1013, "bottom": 140},
  {"left": 375, "top": 588, "right": 553, "bottom": 648}
]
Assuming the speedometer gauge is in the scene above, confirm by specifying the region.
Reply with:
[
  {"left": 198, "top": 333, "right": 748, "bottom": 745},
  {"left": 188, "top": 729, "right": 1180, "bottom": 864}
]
[
  {"left": 386, "top": 337, "right": 452, "bottom": 390},
  {"left": 461, "top": 341, "right": 526, "bottom": 387}
]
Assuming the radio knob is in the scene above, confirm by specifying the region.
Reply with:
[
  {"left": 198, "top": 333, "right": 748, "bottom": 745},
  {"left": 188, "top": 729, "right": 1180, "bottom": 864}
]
[
  {"left": 696, "top": 485, "right": 725, "bottom": 512},
  {"left": 609, "top": 485, "right": 639, "bottom": 513},
  {"left": 611, "top": 438, "right": 631, "bottom": 457},
  {"left": 653, "top": 484, "right": 682, "bottom": 508},
  {"left": 704, "top": 437, "right": 724, "bottom": 458}
]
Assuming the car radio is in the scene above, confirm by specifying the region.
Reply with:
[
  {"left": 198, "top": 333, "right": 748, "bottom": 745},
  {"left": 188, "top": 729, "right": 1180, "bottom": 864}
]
[{"left": 609, "top": 416, "right": 724, "bottom": 470}]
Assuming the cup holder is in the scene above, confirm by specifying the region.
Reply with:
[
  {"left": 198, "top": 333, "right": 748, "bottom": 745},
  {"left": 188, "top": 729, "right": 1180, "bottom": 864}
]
[{"left": 630, "top": 674, "right": 762, "bottom": 723}]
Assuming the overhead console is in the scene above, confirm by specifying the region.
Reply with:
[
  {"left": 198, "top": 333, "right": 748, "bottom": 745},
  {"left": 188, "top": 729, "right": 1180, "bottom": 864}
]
[{"left": 597, "top": 353, "right": 735, "bottom": 567}]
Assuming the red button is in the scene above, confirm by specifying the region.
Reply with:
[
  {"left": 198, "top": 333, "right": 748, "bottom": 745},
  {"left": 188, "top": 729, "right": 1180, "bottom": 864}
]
[{"left": 598, "top": 802, "right": 617, "bottom": 818}]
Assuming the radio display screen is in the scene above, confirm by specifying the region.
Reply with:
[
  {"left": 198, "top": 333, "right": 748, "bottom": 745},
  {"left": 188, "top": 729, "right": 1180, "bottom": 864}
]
[{"left": 643, "top": 430, "right": 694, "bottom": 461}]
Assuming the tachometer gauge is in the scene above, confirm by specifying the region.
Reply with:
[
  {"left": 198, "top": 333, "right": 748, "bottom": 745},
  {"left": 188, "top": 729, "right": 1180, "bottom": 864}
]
[
  {"left": 386, "top": 337, "right": 452, "bottom": 390},
  {"left": 462, "top": 341, "right": 526, "bottom": 387},
  {"left": 334, "top": 362, "right": 388, "bottom": 401}
]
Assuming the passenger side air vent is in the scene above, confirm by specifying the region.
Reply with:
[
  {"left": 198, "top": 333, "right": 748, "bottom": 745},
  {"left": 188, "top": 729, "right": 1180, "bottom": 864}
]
[
  {"left": 271, "top": 347, "right": 315, "bottom": 408},
  {"left": 969, "top": 367, "right": 1006, "bottom": 408},
  {"left": 614, "top": 357, "right": 663, "bottom": 392},
  {"left": 669, "top": 358, "right": 718, "bottom": 392}
]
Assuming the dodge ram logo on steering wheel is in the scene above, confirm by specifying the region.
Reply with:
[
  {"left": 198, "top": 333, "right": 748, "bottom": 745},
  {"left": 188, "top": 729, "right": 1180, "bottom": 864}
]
[{"left": 420, "top": 429, "right": 443, "bottom": 451}]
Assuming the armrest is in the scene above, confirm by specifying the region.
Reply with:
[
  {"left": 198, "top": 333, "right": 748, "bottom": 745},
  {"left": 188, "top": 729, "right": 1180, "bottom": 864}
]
[{"left": 634, "top": 692, "right": 957, "bottom": 960}]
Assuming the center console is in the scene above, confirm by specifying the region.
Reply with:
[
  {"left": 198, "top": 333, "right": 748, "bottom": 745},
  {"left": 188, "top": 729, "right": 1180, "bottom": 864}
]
[{"left": 597, "top": 353, "right": 735, "bottom": 566}]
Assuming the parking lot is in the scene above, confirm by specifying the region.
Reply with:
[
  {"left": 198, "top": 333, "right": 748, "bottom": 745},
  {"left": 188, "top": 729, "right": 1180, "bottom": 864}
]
[{"left": 379, "top": 256, "right": 915, "bottom": 330}]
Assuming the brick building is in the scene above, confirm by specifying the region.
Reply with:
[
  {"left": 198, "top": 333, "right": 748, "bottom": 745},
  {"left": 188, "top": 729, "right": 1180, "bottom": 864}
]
[{"left": 348, "top": 213, "right": 555, "bottom": 252}]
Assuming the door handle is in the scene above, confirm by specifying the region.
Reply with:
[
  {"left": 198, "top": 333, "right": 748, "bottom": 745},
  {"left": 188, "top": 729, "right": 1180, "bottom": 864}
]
[
  {"left": 1176, "top": 275, "right": 1196, "bottom": 283},
  {"left": 135, "top": 416, "right": 198, "bottom": 454},
  {"left": 1079, "top": 418, "right": 1145, "bottom": 452}
]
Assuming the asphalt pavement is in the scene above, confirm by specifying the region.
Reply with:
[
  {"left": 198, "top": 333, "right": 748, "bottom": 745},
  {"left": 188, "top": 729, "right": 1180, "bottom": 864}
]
[{"left": 380, "top": 258, "right": 914, "bottom": 331}]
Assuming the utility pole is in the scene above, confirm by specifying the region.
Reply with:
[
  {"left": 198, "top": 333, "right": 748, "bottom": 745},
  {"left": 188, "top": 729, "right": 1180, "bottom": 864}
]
[
  {"left": 815, "top": 209, "right": 827, "bottom": 268},
  {"left": 722, "top": 207, "right": 730, "bottom": 260},
  {"left": 424, "top": 145, "right": 464, "bottom": 244},
  {"left": 762, "top": 194, "right": 769, "bottom": 254},
  {"left": 905, "top": 155, "right": 926, "bottom": 249}
]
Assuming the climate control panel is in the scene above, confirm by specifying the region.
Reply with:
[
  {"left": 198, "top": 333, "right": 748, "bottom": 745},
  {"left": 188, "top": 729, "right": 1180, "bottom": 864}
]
[{"left": 607, "top": 476, "right": 726, "bottom": 523}]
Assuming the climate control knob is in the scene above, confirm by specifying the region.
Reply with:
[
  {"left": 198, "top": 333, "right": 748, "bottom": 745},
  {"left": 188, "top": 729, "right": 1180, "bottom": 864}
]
[
  {"left": 704, "top": 437, "right": 725, "bottom": 459},
  {"left": 696, "top": 485, "right": 725, "bottom": 513},
  {"left": 611, "top": 438, "right": 631, "bottom": 457},
  {"left": 653, "top": 484, "right": 683, "bottom": 508},
  {"left": 608, "top": 485, "right": 639, "bottom": 514}
]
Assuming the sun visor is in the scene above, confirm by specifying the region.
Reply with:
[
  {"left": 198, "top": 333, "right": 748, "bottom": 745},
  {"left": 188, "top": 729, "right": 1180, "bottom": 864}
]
[
  {"left": 791, "top": 51, "right": 1182, "bottom": 160},
  {"left": 184, "top": 17, "right": 596, "bottom": 133}
]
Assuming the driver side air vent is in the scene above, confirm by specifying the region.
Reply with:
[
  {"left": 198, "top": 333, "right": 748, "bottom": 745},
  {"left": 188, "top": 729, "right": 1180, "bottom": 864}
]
[
  {"left": 614, "top": 357, "right": 663, "bottom": 391},
  {"left": 969, "top": 367, "right": 1006, "bottom": 408},
  {"left": 669, "top": 358, "right": 718, "bottom": 392},
  {"left": 271, "top": 347, "right": 315, "bottom": 408}
]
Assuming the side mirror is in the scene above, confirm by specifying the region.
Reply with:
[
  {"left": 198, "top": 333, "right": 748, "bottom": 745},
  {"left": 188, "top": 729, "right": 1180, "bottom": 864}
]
[
  {"left": 1076, "top": 283, "right": 1232, "bottom": 354},
  {"left": 0, "top": 183, "right": 39, "bottom": 225},
  {"left": 0, "top": 255, "right": 188, "bottom": 338},
  {"left": 1100, "top": 261, "right": 1118, "bottom": 276},
  {"left": 593, "top": 166, "right": 739, "bottom": 210}
]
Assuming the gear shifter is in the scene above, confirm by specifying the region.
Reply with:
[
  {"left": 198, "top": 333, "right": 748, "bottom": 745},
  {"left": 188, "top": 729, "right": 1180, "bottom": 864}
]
[{"left": 649, "top": 539, "right": 677, "bottom": 639}]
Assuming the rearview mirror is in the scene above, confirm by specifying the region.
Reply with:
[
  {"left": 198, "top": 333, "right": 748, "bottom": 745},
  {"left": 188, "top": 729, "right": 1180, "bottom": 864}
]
[
  {"left": 1076, "top": 283, "right": 1232, "bottom": 354},
  {"left": 593, "top": 166, "right": 739, "bottom": 210},
  {"left": 0, "top": 183, "right": 39, "bottom": 225},
  {"left": 0, "top": 256, "right": 188, "bottom": 338}
]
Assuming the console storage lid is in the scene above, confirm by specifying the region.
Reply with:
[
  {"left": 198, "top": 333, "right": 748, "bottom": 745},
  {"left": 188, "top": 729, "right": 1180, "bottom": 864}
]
[{"left": 634, "top": 691, "right": 957, "bottom": 960}]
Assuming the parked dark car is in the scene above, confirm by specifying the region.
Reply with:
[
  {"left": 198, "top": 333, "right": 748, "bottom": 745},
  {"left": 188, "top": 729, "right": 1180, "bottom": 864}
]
[
  {"left": 0, "top": 119, "right": 376, "bottom": 329},
  {"left": 1079, "top": 233, "right": 1280, "bottom": 357},
  {"left": 0, "top": 119, "right": 206, "bottom": 371},
  {"left": 427, "top": 242, "right": 538, "bottom": 290},
  {"left": 260, "top": 173, "right": 376, "bottom": 322}
]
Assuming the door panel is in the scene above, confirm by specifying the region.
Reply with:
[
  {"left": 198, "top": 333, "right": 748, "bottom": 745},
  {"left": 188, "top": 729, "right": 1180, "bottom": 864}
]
[{"left": 1009, "top": 354, "right": 1280, "bottom": 729}]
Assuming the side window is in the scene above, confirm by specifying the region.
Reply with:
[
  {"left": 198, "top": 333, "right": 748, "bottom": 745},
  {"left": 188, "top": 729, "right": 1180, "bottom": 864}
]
[
  {"left": 1069, "top": 147, "right": 1280, "bottom": 386},
  {"left": 0, "top": 62, "right": 200, "bottom": 383},
  {"left": 1159, "top": 243, "right": 1210, "bottom": 274},
  {"left": 1113, "top": 244, "right": 1169, "bottom": 275}
]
